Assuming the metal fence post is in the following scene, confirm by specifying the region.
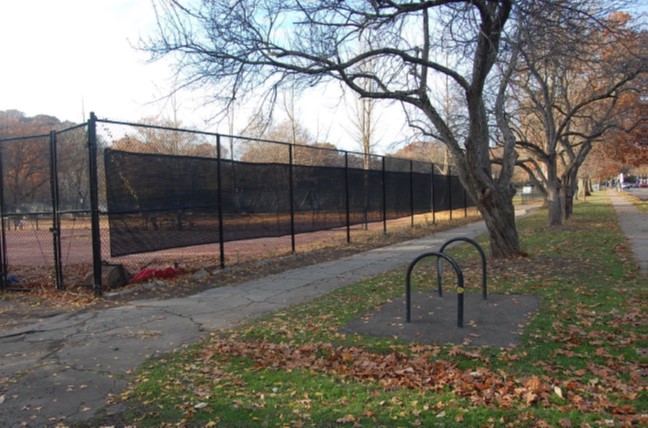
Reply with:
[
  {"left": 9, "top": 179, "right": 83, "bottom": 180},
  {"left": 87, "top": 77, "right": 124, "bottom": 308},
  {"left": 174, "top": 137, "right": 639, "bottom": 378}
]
[
  {"left": 289, "top": 144, "right": 296, "bottom": 253},
  {"left": 0, "top": 140, "right": 6, "bottom": 289},
  {"left": 431, "top": 163, "right": 436, "bottom": 225},
  {"left": 345, "top": 152, "right": 351, "bottom": 243},
  {"left": 49, "top": 131, "right": 64, "bottom": 290},
  {"left": 410, "top": 160, "right": 414, "bottom": 228},
  {"left": 447, "top": 166, "right": 453, "bottom": 221},
  {"left": 382, "top": 156, "right": 387, "bottom": 234},
  {"left": 87, "top": 113, "right": 102, "bottom": 296},
  {"left": 216, "top": 135, "right": 226, "bottom": 268}
]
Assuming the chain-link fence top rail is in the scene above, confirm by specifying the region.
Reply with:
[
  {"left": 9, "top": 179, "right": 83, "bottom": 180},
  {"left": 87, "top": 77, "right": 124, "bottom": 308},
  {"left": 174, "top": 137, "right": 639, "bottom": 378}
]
[{"left": 98, "top": 119, "right": 474, "bottom": 258}]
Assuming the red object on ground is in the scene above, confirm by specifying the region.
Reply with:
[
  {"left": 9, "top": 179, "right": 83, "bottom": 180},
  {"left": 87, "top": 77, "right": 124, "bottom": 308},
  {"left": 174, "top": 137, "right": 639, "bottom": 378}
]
[{"left": 130, "top": 266, "right": 184, "bottom": 284}]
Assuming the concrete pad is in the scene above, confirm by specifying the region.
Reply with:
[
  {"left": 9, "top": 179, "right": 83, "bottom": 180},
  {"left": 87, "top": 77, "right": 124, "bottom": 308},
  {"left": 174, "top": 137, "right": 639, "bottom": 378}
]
[{"left": 341, "top": 292, "right": 540, "bottom": 348}]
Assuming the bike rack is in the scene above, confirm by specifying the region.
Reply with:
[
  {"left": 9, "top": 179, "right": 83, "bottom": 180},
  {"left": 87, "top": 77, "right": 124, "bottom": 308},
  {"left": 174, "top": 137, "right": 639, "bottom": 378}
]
[
  {"left": 437, "top": 237, "right": 487, "bottom": 300},
  {"left": 405, "top": 251, "right": 465, "bottom": 327}
]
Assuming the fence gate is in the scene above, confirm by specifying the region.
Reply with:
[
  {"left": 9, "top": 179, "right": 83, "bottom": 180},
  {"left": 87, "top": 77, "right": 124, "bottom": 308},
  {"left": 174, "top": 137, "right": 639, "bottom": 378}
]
[
  {"left": 0, "top": 133, "right": 61, "bottom": 289},
  {"left": 0, "top": 124, "right": 92, "bottom": 291}
]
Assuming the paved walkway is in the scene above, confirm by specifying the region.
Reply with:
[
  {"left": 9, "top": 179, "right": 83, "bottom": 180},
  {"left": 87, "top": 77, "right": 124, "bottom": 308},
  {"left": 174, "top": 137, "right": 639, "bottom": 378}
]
[
  {"left": 0, "top": 197, "right": 643, "bottom": 427},
  {"left": 0, "top": 220, "right": 492, "bottom": 427},
  {"left": 608, "top": 190, "right": 648, "bottom": 276}
]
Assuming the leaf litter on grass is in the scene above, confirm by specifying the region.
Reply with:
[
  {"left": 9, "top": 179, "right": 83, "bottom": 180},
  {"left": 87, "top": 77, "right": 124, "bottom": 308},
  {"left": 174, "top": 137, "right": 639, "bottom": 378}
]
[{"left": 115, "top": 196, "right": 645, "bottom": 426}]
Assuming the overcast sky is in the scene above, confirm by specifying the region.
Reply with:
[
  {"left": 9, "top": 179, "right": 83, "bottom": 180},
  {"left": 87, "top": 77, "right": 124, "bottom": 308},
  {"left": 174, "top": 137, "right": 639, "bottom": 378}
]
[
  {"left": 0, "top": 1, "right": 173, "bottom": 122},
  {"left": 1, "top": 1, "right": 644, "bottom": 153},
  {"left": 0, "top": 0, "right": 401, "bottom": 151}
]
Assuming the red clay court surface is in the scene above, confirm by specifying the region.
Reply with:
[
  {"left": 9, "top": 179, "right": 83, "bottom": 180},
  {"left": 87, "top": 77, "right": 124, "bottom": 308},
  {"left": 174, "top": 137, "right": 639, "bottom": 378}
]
[{"left": 2, "top": 210, "right": 473, "bottom": 288}]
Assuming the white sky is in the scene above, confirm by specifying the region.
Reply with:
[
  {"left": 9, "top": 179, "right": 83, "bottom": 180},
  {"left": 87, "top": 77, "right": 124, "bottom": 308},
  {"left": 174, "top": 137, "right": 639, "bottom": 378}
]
[
  {"left": 0, "top": 0, "right": 407, "bottom": 152},
  {"left": 1, "top": 1, "right": 643, "bottom": 153},
  {"left": 0, "top": 1, "right": 169, "bottom": 121}
]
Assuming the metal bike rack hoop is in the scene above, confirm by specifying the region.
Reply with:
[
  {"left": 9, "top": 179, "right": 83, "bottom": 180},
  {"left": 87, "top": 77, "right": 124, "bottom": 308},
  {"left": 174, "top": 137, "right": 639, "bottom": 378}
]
[
  {"left": 406, "top": 251, "right": 465, "bottom": 327},
  {"left": 437, "top": 237, "right": 487, "bottom": 300}
]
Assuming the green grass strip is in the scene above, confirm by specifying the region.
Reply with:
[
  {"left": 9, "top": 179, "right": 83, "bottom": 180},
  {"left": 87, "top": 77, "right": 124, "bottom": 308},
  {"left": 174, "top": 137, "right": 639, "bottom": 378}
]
[{"left": 108, "top": 193, "right": 645, "bottom": 427}]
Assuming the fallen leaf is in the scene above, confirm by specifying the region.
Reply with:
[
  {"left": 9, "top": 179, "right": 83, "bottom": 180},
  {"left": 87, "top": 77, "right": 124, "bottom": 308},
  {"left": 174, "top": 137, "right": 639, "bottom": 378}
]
[
  {"left": 525, "top": 392, "right": 538, "bottom": 405},
  {"left": 336, "top": 414, "right": 356, "bottom": 424}
]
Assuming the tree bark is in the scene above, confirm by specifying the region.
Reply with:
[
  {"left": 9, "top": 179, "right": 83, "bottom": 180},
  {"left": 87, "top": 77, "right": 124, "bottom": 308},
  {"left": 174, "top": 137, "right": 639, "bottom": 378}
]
[
  {"left": 476, "top": 185, "right": 521, "bottom": 258},
  {"left": 546, "top": 177, "right": 563, "bottom": 226},
  {"left": 563, "top": 186, "right": 574, "bottom": 220},
  {"left": 562, "top": 167, "right": 580, "bottom": 220}
]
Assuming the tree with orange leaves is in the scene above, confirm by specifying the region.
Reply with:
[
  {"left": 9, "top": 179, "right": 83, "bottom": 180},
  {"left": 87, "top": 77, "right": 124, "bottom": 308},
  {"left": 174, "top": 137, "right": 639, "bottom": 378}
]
[{"left": 0, "top": 110, "right": 75, "bottom": 211}]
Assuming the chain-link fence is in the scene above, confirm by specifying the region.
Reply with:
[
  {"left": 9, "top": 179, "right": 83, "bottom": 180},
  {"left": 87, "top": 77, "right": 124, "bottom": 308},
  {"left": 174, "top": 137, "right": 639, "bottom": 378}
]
[
  {"left": 0, "top": 114, "right": 476, "bottom": 295},
  {"left": 0, "top": 125, "right": 93, "bottom": 292}
]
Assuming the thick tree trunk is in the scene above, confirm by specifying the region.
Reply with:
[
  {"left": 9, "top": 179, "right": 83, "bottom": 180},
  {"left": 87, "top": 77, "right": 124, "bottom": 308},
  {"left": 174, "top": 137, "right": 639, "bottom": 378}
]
[
  {"left": 546, "top": 180, "right": 563, "bottom": 226},
  {"left": 562, "top": 182, "right": 578, "bottom": 220},
  {"left": 453, "top": 156, "right": 523, "bottom": 258},
  {"left": 562, "top": 170, "right": 579, "bottom": 220},
  {"left": 583, "top": 178, "right": 592, "bottom": 196},
  {"left": 563, "top": 186, "right": 574, "bottom": 220},
  {"left": 475, "top": 186, "right": 521, "bottom": 258},
  {"left": 452, "top": 157, "right": 524, "bottom": 258}
]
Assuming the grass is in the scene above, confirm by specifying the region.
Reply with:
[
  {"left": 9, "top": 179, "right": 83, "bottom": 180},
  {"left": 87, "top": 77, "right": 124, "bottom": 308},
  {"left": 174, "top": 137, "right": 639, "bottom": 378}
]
[
  {"left": 91, "top": 193, "right": 645, "bottom": 427},
  {"left": 621, "top": 190, "right": 648, "bottom": 213}
]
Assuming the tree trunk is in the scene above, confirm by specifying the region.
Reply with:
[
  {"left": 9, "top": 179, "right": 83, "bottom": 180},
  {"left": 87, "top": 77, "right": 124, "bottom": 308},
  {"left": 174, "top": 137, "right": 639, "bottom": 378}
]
[
  {"left": 546, "top": 179, "right": 563, "bottom": 226},
  {"left": 581, "top": 177, "right": 592, "bottom": 197},
  {"left": 562, "top": 169, "right": 579, "bottom": 220},
  {"left": 563, "top": 186, "right": 574, "bottom": 220},
  {"left": 475, "top": 186, "right": 522, "bottom": 258}
]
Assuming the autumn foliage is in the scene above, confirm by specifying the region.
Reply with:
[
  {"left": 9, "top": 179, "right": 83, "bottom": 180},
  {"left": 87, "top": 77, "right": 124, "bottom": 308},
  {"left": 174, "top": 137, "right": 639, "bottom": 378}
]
[
  {"left": 117, "top": 196, "right": 643, "bottom": 427},
  {"left": 202, "top": 336, "right": 639, "bottom": 416}
]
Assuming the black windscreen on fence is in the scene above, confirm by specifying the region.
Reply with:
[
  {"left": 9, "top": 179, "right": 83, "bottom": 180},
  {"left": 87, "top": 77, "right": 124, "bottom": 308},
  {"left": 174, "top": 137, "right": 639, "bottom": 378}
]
[
  {"left": 292, "top": 164, "right": 346, "bottom": 234},
  {"left": 433, "top": 174, "right": 451, "bottom": 212},
  {"left": 348, "top": 168, "right": 383, "bottom": 225},
  {"left": 384, "top": 170, "right": 412, "bottom": 220},
  {"left": 450, "top": 175, "right": 464, "bottom": 210},
  {"left": 221, "top": 160, "right": 292, "bottom": 241},
  {"left": 105, "top": 149, "right": 471, "bottom": 257},
  {"left": 104, "top": 150, "right": 221, "bottom": 257}
]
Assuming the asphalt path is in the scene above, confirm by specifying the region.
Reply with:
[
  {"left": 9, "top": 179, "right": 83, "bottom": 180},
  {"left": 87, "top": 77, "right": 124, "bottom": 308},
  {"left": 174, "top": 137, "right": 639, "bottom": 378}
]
[{"left": 609, "top": 189, "right": 648, "bottom": 276}]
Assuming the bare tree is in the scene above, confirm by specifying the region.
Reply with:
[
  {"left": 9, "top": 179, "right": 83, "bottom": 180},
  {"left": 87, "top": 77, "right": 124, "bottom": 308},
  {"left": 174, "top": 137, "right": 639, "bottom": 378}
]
[
  {"left": 144, "top": 0, "right": 529, "bottom": 257},
  {"left": 351, "top": 93, "right": 379, "bottom": 170},
  {"left": 112, "top": 116, "right": 217, "bottom": 157},
  {"left": 281, "top": 79, "right": 301, "bottom": 147},
  {"left": 343, "top": 28, "right": 383, "bottom": 171},
  {"left": 390, "top": 140, "right": 453, "bottom": 168},
  {"left": 240, "top": 118, "right": 312, "bottom": 164},
  {"left": 497, "top": 5, "right": 641, "bottom": 225}
]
